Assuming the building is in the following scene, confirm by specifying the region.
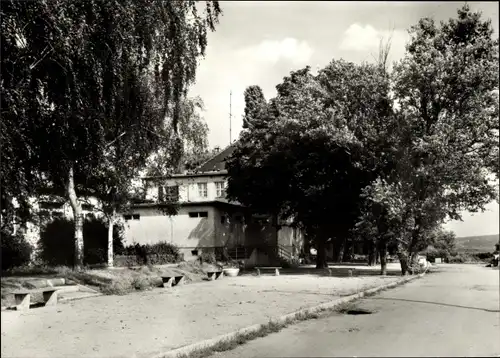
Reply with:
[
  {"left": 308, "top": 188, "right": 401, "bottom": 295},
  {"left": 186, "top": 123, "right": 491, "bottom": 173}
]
[{"left": 122, "top": 145, "right": 304, "bottom": 266}]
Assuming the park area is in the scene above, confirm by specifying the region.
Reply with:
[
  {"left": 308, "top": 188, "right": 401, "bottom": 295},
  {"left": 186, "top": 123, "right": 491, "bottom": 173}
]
[{"left": 1, "top": 263, "right": 406, "bottom": 358}]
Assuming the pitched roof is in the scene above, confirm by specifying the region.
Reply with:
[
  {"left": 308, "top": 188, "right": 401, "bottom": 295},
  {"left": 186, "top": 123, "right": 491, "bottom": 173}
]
[{"left": 196, "top": 143, "right": 237, "bottom": 172}]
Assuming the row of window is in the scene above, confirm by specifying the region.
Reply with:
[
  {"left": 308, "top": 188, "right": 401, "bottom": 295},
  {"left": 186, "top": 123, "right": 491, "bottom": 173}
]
[
  {"left": 158, "top": 182, "right": 226, "bottom": 200},
  {"left": 192, "top": 181, "right": 227, "bottom": 198}
]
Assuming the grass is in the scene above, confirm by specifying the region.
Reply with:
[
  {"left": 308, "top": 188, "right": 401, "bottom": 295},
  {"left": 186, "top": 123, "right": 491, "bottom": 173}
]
[{"left": 1, "top": 261, "right": 212, "bottom": 307}]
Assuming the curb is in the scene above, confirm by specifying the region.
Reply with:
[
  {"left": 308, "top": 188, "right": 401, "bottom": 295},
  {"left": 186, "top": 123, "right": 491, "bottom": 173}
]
[{"left": 151, "top": 269, "right": 429, "bottom": 358}]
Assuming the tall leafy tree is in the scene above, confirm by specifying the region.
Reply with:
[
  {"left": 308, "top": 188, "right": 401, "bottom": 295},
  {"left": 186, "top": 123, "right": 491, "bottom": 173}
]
[
  {"left": 242, "top": 85, "right": 268, "bottom": 129},
  {"left": 145, "top": 96, "right": 210, "bottom": 177},
  {"left": 390, "top": 5, "right": 499, "bottom": 273},
  {"left": 227, "top": 63, "right": 391, "bottom": 268},
  {"left": 1, "top": 0, "right": 221, "bottom": 268}
]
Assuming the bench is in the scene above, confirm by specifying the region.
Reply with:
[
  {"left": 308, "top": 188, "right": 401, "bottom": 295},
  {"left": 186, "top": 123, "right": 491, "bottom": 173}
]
[
  {"left": 161, "top": 275, "right": 185, "bottom": 288},
  {"left": 12, "top": 287, "right": 58, "bottom": 311},
  {"left": 255, "top": 267, "right": 281, "bottom": 276},
  {"left": 207, "top": 271, "right": 224, "bottom": 281}
]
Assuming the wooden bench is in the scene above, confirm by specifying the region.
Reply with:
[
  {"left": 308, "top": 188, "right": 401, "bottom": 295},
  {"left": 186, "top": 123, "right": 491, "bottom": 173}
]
[
  {"left": 207, "top": 271, "right": 224, "bottom": 281},
  {"left": 255, "top": 267, "right": 281, "bottom": 276},
  {"left": 161, "top": 275, "right": 185, "bottom": 288},
  {"left": 12, "top": 288, "right": 58, "bottom": 311}
]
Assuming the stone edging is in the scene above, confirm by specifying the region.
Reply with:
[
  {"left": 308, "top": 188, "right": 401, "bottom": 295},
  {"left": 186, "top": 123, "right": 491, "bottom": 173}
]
[{"left": 150, "top": 269, "right": 429, "bottom": 358}]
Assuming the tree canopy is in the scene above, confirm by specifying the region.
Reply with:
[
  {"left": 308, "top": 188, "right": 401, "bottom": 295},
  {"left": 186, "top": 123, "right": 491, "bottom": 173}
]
[
  {"left": 1, "top": 0, "right": 221, "bottom": 267},
  {"left": 226, "top": 5, "right": 499, "bottom": 273}
]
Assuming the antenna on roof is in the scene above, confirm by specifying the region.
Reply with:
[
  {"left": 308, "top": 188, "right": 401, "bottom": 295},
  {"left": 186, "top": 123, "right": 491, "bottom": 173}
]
[{"left": 229, "top": 90, "right": 232, "bottom": 145}]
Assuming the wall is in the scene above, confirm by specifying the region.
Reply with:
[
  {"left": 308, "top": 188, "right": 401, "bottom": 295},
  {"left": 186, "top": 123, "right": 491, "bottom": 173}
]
[
  {"left": 212, "top": 206, "right": 247, "bottom": 248},
  {"left": 145, "top": 174, "right": 227, "bottom": 203},
  {"left": 277, "top": 225, "right": 304, "bottom": 258},
  {"left": 122, "top": 205, "right": 216, "bottom": 253}
]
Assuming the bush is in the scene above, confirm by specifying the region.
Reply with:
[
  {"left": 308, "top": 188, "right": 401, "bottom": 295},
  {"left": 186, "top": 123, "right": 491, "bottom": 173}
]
[
  {"left": 199, "top": 251, "right": 216, "bottom": 264},
  {"left": 38, "top": 217, "right": 125, "bottom": 266},
  {"left": 1, "top": 230, "right": 33, "bottom": 270},
  {"left": 475, "top": 252, "right": 493, "bottom": 261},
  {"left": 117, "top": 242, "right": 182, "bottom": 266}
]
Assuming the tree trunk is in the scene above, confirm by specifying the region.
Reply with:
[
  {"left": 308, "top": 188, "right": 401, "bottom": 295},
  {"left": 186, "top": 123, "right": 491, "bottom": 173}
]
[
  {"left": 336, "top": 238, "right": 345, "bottom": 263},
  {"left": 379, "top": 240, "right": 388, "bottom": 275},
  {"left": 367, "top": 241, "right": 375, "bottom": 266},
  {"left": 396, "top": 243, "right": 409, "bottom": 276},
  {"left": 67, "top": 166, "right": 84, "bottom": 269},
  {"left": 107, "top": 209, "right": 116, "bottom": 268},
  {"left": 316, "top": 238, "right": 328, "bottom": 269},
  {"left": 375, "top": 250, "right": 380, "bottom": 265}
]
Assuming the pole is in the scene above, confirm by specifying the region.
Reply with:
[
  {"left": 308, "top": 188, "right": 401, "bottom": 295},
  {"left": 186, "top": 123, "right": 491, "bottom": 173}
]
[{"left": 229, "top": 91, "right": 232, "bottom": 145}]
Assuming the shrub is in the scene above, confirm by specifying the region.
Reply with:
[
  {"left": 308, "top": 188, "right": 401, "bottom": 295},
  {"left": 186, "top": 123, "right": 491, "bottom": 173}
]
[
  {"left": 1, "top": 230, "right": 33, "bottom": 270},
  {"left": 199, "top": 251, "right": 216, "bottom": 264},
  {"left": 475, "top": 252, "right": 493, "bottom": 261},
  {"left": 117, "top": 242, "right": 182, "bottom": 267}
]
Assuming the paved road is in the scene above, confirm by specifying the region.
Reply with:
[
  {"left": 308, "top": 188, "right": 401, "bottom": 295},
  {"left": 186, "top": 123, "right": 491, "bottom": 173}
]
[{"left": 211, "top": 264, "right": 500, "bottom": 357}]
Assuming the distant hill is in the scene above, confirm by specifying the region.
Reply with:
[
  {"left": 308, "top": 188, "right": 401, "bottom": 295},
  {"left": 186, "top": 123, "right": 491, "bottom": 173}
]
[{"left": 456, "top": 234, "right": 499, "bottom": 253}]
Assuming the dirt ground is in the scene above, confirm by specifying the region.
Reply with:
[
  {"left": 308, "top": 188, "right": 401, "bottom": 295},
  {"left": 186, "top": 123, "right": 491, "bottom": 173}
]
[
  {"left": 1, "top": 264, "right": 403, "bottom": 358},
  {"left": 209, "top": 264, "right": 499, "bottom": 358}
]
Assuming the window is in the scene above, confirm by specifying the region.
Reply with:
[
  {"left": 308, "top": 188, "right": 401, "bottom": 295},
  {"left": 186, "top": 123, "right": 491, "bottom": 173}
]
[
  {"left": 124, "top": 214, "right": 140, "bottom": 220},
  {"left": 165, "top": 186, "right": 179, "bottom": 202},
  {"left": 189, "top": 211, "right": 208, "bottom": 218},
  {"left": 215, "top": 181, "right": 226, "bottom": 197},
  {"left": 191, "top": 249, "right": 199, "bottom": 256},
  {"left": 158, "top": 186, "right": 164, "bottom": 201},
  {"left": 220, "top": 215, "right": 226, "bottom": 224},
  {"left": 82, "top": 204, "right": 93, "bottom": 211},
  {"left": 197, "top": 182, "right": 208, "bottom": 198}
]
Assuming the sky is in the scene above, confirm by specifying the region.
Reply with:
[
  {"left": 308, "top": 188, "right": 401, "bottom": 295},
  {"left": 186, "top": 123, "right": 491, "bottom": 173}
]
[{"left": 188, "top": 1, "right": 499, "bottom": 238}]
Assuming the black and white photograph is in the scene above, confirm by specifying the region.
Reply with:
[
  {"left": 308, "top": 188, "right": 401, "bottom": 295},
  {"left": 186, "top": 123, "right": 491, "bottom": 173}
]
[{"left": 1, "top": 1, "right": 499, "bottom": 357}]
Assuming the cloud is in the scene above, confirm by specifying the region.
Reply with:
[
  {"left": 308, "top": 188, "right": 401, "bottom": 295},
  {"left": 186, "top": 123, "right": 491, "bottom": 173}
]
[
  {"left": 340, "top": 24, "right": 381, "bottom": 52},
  {"left": 339, "top": 23, "right": 409, "bottom": 54},
  {"left": 237, "top": 38, "right": 314, "bottom": 65}
]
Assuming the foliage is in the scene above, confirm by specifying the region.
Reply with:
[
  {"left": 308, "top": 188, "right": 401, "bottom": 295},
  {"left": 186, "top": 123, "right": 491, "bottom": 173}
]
[
  {"left": 145, "top": 96, "right": 210, "bottom": 177},
  {"left": 199, "top": 251, "right": 217, "bottom": 264},
  {"left": 354, "top": 5, "right": 499, "bottom": 275},
  {"left": 38, "top": 217, "right": 125, "bottom": 266},
  {"left": 242, "top": 85, "right": 268, "bottom": 129},
  {"left": 1, "top": 0, "right": 221, "bottom": 267},
  {"left": 1, "top": 231, "right": 33, "bottom": 271},
  {"left": 118, "top": 242, "right": 182, "bottom": 266},
  {"left": 227, "top": 62, "right": 391, "bottom": 268},
  {"left": 390, "top": 5, "right": 499, "bottom": 265}
]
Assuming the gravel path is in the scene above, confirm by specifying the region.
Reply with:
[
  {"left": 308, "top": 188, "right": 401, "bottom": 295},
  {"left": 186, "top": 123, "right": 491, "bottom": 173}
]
[{"left": 1, "top": 266, "right": 403, "bottom": 358}]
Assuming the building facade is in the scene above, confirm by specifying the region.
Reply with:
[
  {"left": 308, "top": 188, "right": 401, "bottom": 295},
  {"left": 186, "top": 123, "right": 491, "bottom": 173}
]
[{"left": 123, "top": 145, "right": 304, "bottom": 266}]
